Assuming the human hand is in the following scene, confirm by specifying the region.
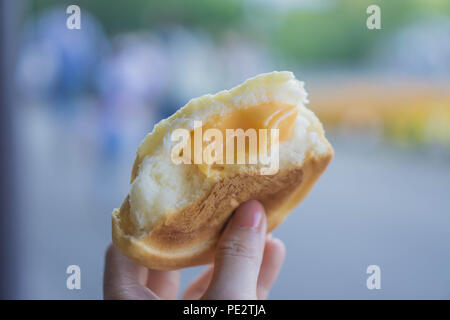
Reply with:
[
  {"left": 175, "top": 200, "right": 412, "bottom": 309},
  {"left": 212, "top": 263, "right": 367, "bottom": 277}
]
[{"left": 104, "top": 200, "right": 286, "bottom": 300}]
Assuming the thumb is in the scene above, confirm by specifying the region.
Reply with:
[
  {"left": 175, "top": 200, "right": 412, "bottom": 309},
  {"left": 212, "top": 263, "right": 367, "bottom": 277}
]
[{"left": 203, "top": 200, "right": 266, "bottom": 300}]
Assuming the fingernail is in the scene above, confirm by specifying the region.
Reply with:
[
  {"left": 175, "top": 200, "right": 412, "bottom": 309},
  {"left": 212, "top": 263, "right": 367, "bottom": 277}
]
[{"left": 233, "top": 206, "right": 262, "bottom": 230}]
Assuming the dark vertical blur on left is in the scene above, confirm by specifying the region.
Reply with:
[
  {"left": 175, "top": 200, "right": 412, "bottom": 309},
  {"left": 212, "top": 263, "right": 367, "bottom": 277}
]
[{"left": 0, "top": 0, "right": 23, "bottom": 299}]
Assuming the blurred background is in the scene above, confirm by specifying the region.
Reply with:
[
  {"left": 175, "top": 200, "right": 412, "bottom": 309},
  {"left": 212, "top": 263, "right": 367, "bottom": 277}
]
[{"left": 1, "top": 0, "right": 449, "bottom": 299}]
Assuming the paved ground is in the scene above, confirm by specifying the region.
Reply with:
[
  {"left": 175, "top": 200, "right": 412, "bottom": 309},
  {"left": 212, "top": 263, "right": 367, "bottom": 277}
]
[{"left": 12, "top": 111, "right": 450, "bottom": 299}]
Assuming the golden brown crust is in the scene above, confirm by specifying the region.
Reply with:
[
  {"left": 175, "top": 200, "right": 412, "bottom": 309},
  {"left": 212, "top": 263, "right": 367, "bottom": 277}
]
[{"left": 112, "top": 146, "right": 333, "bottom": 270}]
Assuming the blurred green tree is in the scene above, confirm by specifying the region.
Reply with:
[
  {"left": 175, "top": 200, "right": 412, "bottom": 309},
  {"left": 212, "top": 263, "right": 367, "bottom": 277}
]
[{"left": 31, "top": 0, "right": 450, "bottom": 65}]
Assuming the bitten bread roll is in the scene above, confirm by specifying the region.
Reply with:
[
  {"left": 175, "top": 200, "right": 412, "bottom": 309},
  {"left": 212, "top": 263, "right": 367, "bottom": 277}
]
[{"left": 112, "top": 71, "right": 333, "bottom": 270}]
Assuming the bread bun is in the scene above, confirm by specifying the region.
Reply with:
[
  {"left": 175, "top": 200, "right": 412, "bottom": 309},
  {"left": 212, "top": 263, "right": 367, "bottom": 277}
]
[{"left": 112, "top": 71, "right": 333, "bottom": 270}]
